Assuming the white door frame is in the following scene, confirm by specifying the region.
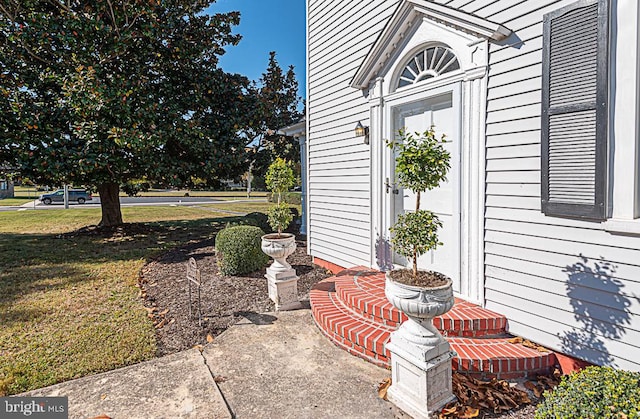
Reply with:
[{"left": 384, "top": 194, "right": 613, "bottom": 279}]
[
  {"left": 384, "top": 83, "right": 463, "bottom": 292},
  {"left": 368, "top": 71, "right": 487, "bottom": 305}
]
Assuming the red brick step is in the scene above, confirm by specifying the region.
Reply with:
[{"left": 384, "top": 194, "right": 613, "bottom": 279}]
[
  {"left": 310, "top": 270, "right": 556, "bottom": 379},
  {"left": 333, "top": 268, "right": 508, "bottom": 337}
]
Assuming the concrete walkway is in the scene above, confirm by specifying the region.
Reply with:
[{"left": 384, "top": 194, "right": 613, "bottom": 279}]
[{"left": 24, "top": 310, "right": 394, "bottom": 419}]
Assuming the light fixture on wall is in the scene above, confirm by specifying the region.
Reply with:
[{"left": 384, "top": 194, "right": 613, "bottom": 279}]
[{"left": 355, "top": 121, "right": 369, "bottom": 144}]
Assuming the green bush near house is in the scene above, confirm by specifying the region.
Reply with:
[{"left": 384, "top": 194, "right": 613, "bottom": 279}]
[
  {"left": 535, "top": 366, "right": 640, "bottom": 419},
  {"left": 215, "top": 225, "right": 269, "bottom": 276}
]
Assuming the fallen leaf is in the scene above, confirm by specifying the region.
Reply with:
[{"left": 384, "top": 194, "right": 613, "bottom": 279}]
[
  {"left": 458, "top": 406, "right": 479, "bottom": 418},
  {"left": 206, "top": 334, "right": 214, "bottom": 343},
  {"left": 377, "top": 378, "right": 391, "bottom": 400},
  {"left": 214, "top": 375, "right": 227, "bottom": 383},
  {"left": 159, "top": 308, "right": 169, "bottom": 316},
  {"left": 100, "top": 394, "right": 107, "bottom": 400},
  {"left": 155, "top": 318, "right": 167, "bottom": 329},
  {"left": 89, "top": 416, "right": 111, "bottom": 419},
  {"left": 507, "top": 336, "right": 523, "bottom": 344},
  {"left": 441, "top": 406, "right": 457, "bottom": 415}
]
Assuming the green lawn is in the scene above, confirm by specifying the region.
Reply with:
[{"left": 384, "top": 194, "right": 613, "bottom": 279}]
[
  {"left": 0, "top": 205, "right": 256, "bottom": 396},
  {"left": 123, "top": 189, "right": 268, "bottom": 198},
  {"left": 0, "top": 197, "right": 33, "bottom": 206}
]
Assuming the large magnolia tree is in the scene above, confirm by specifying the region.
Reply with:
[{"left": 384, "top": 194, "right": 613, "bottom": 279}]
[{"left": 0, "top": 0, "right": 251, "bottom": 226}]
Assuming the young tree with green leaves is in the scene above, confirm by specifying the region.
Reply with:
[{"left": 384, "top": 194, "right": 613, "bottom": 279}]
[
  {"left": 0, "top": 0, "right": 251, "bottom": 226},
  {"left": 388, "top": 128, "right": 451, "bottom": 278},
  {"left": 265, "top": 157, "right": 295, "bottom": 237}
]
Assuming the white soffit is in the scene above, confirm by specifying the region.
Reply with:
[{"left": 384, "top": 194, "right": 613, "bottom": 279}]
[
  {"left": 277, "top": 120, "right": 306, "bottom": 137},
  {"left": 350, "top": 0, "right": 512, "bottom": 89}
]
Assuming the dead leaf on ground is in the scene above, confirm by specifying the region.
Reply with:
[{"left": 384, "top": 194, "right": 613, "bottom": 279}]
[
  {"left": 159, "top": 308, "right": 169, "bottom": 316},
  {"left": 440, "top": 374, "right": 532, "bottom": 417},
  {"left": 89, "top": 415, "right": 111, "bottom": 419},
  {"left": 377, "top": 378, "right": 391, "bottom": 400},
  {"left": 521, "top": 339, "right": 550, "bottom": 352},
  {"left": 507, "top": 337, "right": 523, "bottom": 344},
  {"left": 206, "top": 334, "right": 214, "bottom": 343},
  {"left": 214, "top": 375, "right": 227, "bottom": 383},
  {"left": 458, "top": 406, "right": 479, "bottom": 418}
]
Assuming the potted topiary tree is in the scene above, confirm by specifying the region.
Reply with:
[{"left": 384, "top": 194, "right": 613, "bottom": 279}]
[
  {"left": 384, "top": 127, "right": 456, "bottom": 417},
  {"left": 261, "top": 157, "right": 301, "bottom": 310}
]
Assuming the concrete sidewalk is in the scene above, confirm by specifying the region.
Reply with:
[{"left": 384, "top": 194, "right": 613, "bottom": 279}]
[{"left": 24, "top": 310, "right": 394, "bottom": 419}]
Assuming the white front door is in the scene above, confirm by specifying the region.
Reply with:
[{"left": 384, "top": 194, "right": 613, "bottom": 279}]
[{"left": 391, "top": 90, "right": 461, "bottom": 292}]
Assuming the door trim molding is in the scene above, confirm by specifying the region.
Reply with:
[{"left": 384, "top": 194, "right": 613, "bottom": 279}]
[{"left": 384, "top": 83, "right": 463, "bottom": 292}]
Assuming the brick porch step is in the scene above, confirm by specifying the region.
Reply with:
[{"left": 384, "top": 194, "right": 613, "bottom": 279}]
[
  {"left": 310, "top": 270, "right": 556, "bottom": 379},
  {"left": 333, "top": 268, "right": 508, "bottom": 337}
]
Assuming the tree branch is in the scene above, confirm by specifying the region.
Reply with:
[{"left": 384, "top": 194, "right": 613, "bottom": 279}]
[{"left": 105, "top": 0, "right": 121, "bottom": 38}]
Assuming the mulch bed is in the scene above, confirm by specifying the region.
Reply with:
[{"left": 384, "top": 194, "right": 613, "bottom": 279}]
[
  {"left": 139, "top": 234, "right": 557, "bottom": 418},
  {"left": 138, "top": 238, "right": 332, "bottom": 355}
]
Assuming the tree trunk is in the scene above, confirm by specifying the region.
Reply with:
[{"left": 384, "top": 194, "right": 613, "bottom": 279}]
[
  {"left": 413, "top": 190, "right": 421, "bottom": 277},
  {"left": 97, "top": 182, "right": 123, "bottom": 227},
  {"left": 246, "top": 161, "right": 254, "bottom": 198}
]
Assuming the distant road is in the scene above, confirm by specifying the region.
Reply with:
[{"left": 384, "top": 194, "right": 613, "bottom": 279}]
[{"left": 0, "top": 196, "right": 261, "bottom": 212}]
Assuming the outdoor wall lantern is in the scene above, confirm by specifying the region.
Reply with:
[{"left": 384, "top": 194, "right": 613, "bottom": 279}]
[{"left": 355, "top": 121, "right": 369, "bottom": 144}]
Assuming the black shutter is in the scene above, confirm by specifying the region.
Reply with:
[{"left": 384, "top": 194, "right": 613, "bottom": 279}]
[{"left": 541, "top": 0, "right": 608, "bottom": 219}]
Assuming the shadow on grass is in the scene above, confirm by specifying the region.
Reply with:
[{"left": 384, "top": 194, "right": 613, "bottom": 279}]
[{"left": 0, "top": 215, "right": 248, "bottom": 304}]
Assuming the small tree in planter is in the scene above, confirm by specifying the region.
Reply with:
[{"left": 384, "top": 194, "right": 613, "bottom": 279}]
[
  {"left": 265, "top": 157, "right": 295, "bottom": 237},
  {"left": 388, "top": 127, "right": 450, "bottom": 285},
  {"left": 261, "top": 157, "right": 301, "bottom": 310},
  {"left": 383, "top": 127, "right": 456, "bottom": 418}
]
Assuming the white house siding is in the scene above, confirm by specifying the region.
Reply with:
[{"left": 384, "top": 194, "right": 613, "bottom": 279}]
[
  {"left": 308, "top": 0, "right": 640, "bottom": 370},
  {"left": 307, "top": 0, "right": 399, "bottom": 267},
  {"left": 452, "top": 0, "right": 640, "bottom": 371}
]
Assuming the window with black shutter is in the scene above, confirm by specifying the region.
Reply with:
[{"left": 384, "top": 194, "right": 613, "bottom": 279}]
[{"left": 541, "top": 0, "right": 609, "bottom": 220}]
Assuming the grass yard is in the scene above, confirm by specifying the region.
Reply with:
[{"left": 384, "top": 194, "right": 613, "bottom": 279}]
[
  {"left": 0, "top": 197, "right": 33, "bottom": 206},
  {"left": 200, "top": 201, "right": 277, "bottom": 214},
  {"left": 0, "top": 205, "right": 253, "bottom": 396},
  {"left": 123, "top": 189, "right": 269, "bottom": 198}
]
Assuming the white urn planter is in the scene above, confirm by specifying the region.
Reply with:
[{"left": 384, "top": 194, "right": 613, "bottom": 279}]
[
  {"left": 384, "top": 272, "right": 456, "bottom": 419},
  {"left": 261, "top": 233, "right": 301, "bottom": 311}
]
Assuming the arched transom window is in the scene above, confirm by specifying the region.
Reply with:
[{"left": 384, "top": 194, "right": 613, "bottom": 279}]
[{"left": 397, "top": 45, "right": 460, "bottom": 89}]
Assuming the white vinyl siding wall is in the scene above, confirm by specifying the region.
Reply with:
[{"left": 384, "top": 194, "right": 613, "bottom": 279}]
[
  {"left": 307, "top": 0, "right": 398, "bottom": 267},
  {"left": 456, "top": 0, "right": 640, "bottom": 371},
  {"left": 308, "top": 0, "right": 640, "bottom": 371}
]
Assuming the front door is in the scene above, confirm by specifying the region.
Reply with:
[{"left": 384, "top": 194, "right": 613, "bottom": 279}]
[{"left": 391, "top": 90, "right": 461, "bottom": 292}]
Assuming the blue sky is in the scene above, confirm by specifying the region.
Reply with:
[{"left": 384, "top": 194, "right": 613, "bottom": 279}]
[{"left": 206, "top": 0, "right": 306, "bottom": 97}]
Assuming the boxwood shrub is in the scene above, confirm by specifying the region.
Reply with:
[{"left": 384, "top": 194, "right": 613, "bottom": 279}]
[
  {"left": 535, "top": 366, "right": 640, "bottom": 419},
  {"left": 215, "top": 225, "right": 269, "bottom": 276}
]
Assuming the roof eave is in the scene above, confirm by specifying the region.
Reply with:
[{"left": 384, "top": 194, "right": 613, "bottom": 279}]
[{"left": 350, "top": 0, "right": 512, "bottom": 90}]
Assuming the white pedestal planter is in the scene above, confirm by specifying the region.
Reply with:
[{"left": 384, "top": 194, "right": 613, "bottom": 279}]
[
  {"left": 261, "top": 233, "right": 302, "bottom": 311},
  {"left": 384, "top": 273, "right": 456, "bottom": 418}
]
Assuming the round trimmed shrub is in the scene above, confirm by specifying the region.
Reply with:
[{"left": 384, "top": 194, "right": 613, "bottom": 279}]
[
  {"left": 535, "top": 366, "right": 640, "bottom": 419},
  {"left": 215, "top": 225, "right": 269, "bottom": 276}
]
